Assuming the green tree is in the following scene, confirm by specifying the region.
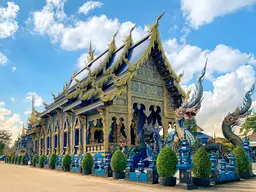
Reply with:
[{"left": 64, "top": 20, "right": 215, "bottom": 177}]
[
  {"left": 184, "top": 117, "right": 198, "bottom": 134},
  {"left": 241, "top": 113, "right": 256, "bottom": 134},
  {"left": 0, "top": 130, "right": 12, "bottom": 155}
]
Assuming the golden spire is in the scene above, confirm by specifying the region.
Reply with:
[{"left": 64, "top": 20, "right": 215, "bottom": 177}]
[
  {"left": 21, "top": 124, "right": 26, "bottom": 137},
  {"left": 28, "top": 95, "right": 38, "bottom": 125},
  {"left": 87, "top": 41, "right": 95, "bottom": 63}
]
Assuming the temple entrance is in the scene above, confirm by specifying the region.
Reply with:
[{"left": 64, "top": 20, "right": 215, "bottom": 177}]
[{"left": 130, "top": 103, "right": 162, "bottom": 145}]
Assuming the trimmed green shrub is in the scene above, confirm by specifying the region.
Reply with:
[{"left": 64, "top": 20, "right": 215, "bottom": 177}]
[
  {"left": 32, "top": 154, "right": 39, "bottom": 166},
  {"left": 21, "top": 155, "right": 25, "bottom": 165},
  {"left": 62, "top": 154, "right": 71, "bottom": 170},
  {"left": 82, "top": 153, "right": 93, "bottom": 169},
  {"left": 39, "top": 155, "right": 46, "bottom": 168},
  {"left": 110, "top": 149, "right": 126, "bottom": 172},
  {"left": 11, "top": 156, "right": 15, "bottom": 163},
  {"left": 49, "top": 153, "right": 57, "bottom": 169},
  {"left": 18, "top": 155, "right": 22, "bottom": 164},
  {"left": 233, "top": 146, "right": 250, "bottom": 173},
  {"left": 15, "top": 156, "right": 19, "bottom": 164},
  {"left": 156, "top": 146, "right": 178, "bottom": 178},
  {"left": 192, "top": 147, "right": 211, "bottom": 178}
]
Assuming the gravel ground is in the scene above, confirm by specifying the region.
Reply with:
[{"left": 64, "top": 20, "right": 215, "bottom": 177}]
[{"left": 0, "top": 162, "right": 255, "bottom": 192}]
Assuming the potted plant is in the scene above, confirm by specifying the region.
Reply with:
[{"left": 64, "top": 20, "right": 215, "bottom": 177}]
[
  {"left": 62, "top": 154, "right": 71, "bottom": 172},
  {"left": 12, "top": 156, "right": 15, "bottom": 164},
  {"left": 21, "top": 155, "right": 25, "bottom": 165},
  {"left": 32, "top": 154, "right": 39, "bottom": 167},
  {"left": 233, "top": 146, "right": 250, "bottom": 179},
  {"left": 9, "top": 156, "right": 12, "bottom": 163},
  {"left": 82, "top": 153, "right": 93, "bottom": 175},
  {"left": 19, "top": 155, "right": 22, "bottom": 164},
  {"left": 49, "top": 153, "right": 57, "bottom": 169},
  {"left": 15, "top": 156, "right": 19, "bottom": 164},
  {"left": 110, "top": 149, "right": 126, "bottom": 179},
  {"left": 192, "top": 147, "right": 211, "bottom": 186},
  {"left": 156, "top": 146, "right": 178, "bottom": 186},
  {"left": 39, "top": 155, "right": 46, "bottom": 168}
]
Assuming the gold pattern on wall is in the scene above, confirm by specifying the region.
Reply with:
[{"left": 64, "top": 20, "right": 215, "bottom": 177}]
[
  {"left": 131, "top": 81, "right": 163, "bottom": 98},
  {"left": 100, "top": 86, "right": 126, "bottom": 102}
]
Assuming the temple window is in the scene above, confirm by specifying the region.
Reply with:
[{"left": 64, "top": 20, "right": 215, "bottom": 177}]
[
  {"left": 87, "top": 118, "right": 103, "bottom": 144},
  {"left": 108, "top": 117, "right": 117, "bottom": 143},
  {"left": 63, "top": 117, "right": 70, "bottom": 153}
]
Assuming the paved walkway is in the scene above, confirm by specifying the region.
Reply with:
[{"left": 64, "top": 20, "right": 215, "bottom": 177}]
[{"left": 0, "top": 162, "right": 255, "bottom": 192}]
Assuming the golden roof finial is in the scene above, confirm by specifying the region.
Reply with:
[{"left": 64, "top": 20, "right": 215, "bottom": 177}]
[
  {"left": 87, "top": 41, "right": 95, "bottom": 63},
  {"left": 21, "top": 124, "right": 26, "bottom": 137},
  {"left": 28, "top": 95, "right": 38, "bottom": 125}
]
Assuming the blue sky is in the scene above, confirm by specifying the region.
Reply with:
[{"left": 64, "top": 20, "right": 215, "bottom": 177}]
[{"left": 1, "top": 0, "right": 256, "bottom": 141}]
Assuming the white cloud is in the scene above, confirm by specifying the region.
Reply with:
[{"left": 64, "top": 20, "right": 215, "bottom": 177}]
[
  {"left": 12, "top": 66, "right": 16, "bottom": 71},
  {"left": 10, "top": 98, "right": 15, "bottom": 102},
  {"left": 0, "top": 2, "right": 19, "bottom": 38},
  {"left": 164, "top": 39, "right": 256, "bottom": 83},
  {"left": 76, "top": 52, "right": 89, "bottom": 69},
  {"left": 0, "top": 52, "right": 7, "bottom": 65},
  {"left": 181, "top": 0, "right": 256, "bottom": 29},
  {"left": 0, "top": 101, "right": 23, "bottom": 145},
  {"left": 78, "top": 1, "right": 103, "bottom": 15},
  {"left": 25, "top": 92, "right": 44, "bottom": 107},
  {"left": 27, "top": 1, "right": 146, "bottom": 53}
]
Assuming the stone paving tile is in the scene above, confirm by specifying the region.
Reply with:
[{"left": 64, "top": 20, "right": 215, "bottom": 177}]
[{"left": 0, "top": 162, "right": 255, "bottom": 192}]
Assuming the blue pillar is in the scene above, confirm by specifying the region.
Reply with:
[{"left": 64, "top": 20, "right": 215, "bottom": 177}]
[
  {"left": 219, "top": 157, "right": 227, "bottom": 182},
  {"left": 125, "top": 156, "right": 135, "bottom": 180},
  {"left": 104, "top": 155, "right": 112, "bottom": 177},
  {"left": 210, "top": 152, "right": 218, "bottom": 182},
  {"left": 147, "top": 156, "right": 158, "bottom": 184},
  {"left": 176, "top": 130, "right": 197, "bottom": 190}
]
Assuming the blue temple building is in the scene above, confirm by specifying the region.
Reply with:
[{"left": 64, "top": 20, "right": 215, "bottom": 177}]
[{"left": 19, "top": 15, "right": 189, "bottom": 158}]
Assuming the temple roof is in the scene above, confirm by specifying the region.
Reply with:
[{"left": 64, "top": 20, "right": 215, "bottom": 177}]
[{"left": 39, "top": 12, "right": 187, "bottom": 118}]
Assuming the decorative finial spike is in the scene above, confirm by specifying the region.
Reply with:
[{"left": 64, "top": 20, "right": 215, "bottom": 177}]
[
  {"left": 113, "top": 30, "right": 119, "bottom": 39},
  {"left": 156, "top": 10, "right": 166, "bottom": 26},
  {"left": 87, "top": 40, "right": 95, "bottom": 63},
  {"left": 129, "top": 25, "right": 136, "bottom": 35},
  {"left": 32, "top": 95, "right": 35, "bottom": 112}
]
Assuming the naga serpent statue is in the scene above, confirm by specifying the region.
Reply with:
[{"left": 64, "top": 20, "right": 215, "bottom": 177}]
[
  {"left": 173, "top": 60, "right": 207, "bottom": 151},
  {"left": 222, "top": 82, "right": 255, "bottom": 147}
]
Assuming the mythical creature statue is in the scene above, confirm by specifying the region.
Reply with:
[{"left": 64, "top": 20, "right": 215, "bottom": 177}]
[
  {"left": 173, "top": 60, "right": 207, "bottom": 151},
  {"left": 222, "top": 82, "right": 255, "bottom": 147}
]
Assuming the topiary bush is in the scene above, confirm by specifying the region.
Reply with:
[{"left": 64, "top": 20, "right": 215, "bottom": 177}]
[
  {"left": 32, "top": 154, "right": 39, "bottom": 167},
  {"left": 39, "top": 155, "right": 46, "bottom": 168},
  {"left": 18, "top": 155, "right": 22, "bottom": 164},
  {"left": 156, "top": 146, "right": 178, "bottom": 178},
  {"left": 49, "top": 153, "right": 57, "bottom": 169},
  {"left": 15, "top": 156, "right": 19, "bottom": 164},
  {"left": 233, "top": 146, "right": 250, "bottom": 173},
  {"left": 62, "top": 154, "right": 71, "bottom": 171},
  {"left": 21, "top": 155, "right": 25, "bottom": 165},
  {"left": 8, "top": 156, "right": 11, "bottom": 163},
  {"left": 82, "top": 153, "right": 93, "bottom": 170},
  {"left": 110, "top": 149, "right": 126, "bottom": 173},
  {"left": 11, "top": 156, "right": 15, "bottom": 164},
  {"left": 192, "top": 147, "right": 211, "bottom": 178}
]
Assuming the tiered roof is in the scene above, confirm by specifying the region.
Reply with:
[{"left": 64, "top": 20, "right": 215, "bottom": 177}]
[{"left": 38, "top": 12, "right": 187, "bottom": 119}]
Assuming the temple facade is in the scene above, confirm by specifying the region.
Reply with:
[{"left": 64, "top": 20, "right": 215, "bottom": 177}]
[{"left": 19, "top": 14, "right": 187, "bottom": 158}]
